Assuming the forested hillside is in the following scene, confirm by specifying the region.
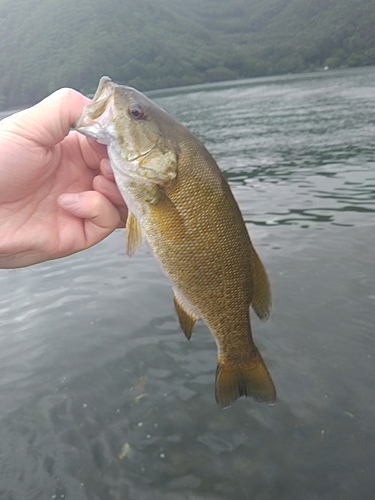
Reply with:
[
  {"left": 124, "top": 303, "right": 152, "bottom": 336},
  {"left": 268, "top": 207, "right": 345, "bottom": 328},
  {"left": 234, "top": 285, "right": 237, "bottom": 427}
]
[{"left": 0, "top": 0, "right": 374, "bottom": 110}]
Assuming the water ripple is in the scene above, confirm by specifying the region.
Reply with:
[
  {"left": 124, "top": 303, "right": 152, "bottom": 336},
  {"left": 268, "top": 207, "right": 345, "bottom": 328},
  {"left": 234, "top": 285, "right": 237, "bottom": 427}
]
[{"left": 1, "top": 68, "right": 375, "bottom": 500}]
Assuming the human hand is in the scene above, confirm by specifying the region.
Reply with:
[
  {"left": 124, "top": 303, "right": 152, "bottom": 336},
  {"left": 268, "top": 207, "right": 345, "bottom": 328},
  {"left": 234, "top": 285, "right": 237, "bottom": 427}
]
[{"left": 0, "top": 88, "right": 127, "bottom": 268}]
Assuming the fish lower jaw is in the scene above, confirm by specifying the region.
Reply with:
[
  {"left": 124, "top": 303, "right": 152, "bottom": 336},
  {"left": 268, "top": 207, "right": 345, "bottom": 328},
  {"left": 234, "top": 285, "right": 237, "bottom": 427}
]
[
  {"left": 108, "top": 150, "right": 166, "bottom": 185},
  {"left": 74, "top": 122, "right": 116, "bottom": 146},
  {"left": 111, "top": 162, "right": 157, "bottom": 185}
]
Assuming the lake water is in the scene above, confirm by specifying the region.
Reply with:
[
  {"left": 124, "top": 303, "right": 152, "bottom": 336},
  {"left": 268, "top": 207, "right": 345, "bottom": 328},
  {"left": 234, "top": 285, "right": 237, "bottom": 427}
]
[{"left": 0, "top": 67, "right": 374, "bottom": 500}]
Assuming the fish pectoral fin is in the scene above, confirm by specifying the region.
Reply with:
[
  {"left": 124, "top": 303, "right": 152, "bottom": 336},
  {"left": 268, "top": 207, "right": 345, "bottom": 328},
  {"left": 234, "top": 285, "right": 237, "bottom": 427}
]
[
  {"left": 143, "top": 184, "right": 165, "bottom": 205},
  {"left": 250, "top": 246, "right": 272, "bottom": 321},
  {"left": 215, "top": 351, "right": 276, "bottom": 407},
  {"left": 126, "top": 212, "right": 143, "bottom": 257},
  {"left": 173, "top": 290, "right": 199, "bottom": 340}
]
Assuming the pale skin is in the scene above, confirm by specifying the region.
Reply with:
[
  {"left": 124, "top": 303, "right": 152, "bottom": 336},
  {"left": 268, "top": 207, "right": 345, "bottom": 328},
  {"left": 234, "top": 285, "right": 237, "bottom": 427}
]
[{"left": 0, "top": 88, "right": 127, "bottom": 268}]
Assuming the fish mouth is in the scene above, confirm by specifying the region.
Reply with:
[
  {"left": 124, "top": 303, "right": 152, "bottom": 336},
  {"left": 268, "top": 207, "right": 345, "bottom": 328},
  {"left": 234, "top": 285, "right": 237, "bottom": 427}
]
[
  {"left": 73, "top": 105, "right": 114, "bottom": 145},
  {"left": 73, "top": 77, "right": 115, "bottom": 139},
  {"left": 83, "top": 77, "right": 115, "bottom": 123},
  {"left": 73, "top": 97, "right": 109, "bottom": 130}
]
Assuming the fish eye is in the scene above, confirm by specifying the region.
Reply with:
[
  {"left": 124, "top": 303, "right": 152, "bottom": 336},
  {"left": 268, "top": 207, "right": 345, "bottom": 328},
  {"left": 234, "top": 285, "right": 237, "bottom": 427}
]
[{"left": 129, "top": 104, "right": 145, "bottom": 120}]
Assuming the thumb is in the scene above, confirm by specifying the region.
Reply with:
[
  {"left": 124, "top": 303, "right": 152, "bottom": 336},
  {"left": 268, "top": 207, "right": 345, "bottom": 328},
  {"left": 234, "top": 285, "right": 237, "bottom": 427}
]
[
  {"left": 13, "top": 88, "right": 91, "bottom": 148},
  {"left": 58, "top": 191, "right": 124, "bottom": 249}
]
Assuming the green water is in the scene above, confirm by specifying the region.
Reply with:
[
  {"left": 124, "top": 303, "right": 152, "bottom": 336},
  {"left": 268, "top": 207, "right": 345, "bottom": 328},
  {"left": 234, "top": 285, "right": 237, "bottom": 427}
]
[{"left": 0, "top": 67, "right": 374, "bottom": 499}]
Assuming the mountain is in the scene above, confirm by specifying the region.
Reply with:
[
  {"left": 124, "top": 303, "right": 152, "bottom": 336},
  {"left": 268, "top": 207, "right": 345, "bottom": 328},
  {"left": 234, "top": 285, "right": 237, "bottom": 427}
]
[{"left": 0, "top": 0, "right": 374, "bottom": 110}]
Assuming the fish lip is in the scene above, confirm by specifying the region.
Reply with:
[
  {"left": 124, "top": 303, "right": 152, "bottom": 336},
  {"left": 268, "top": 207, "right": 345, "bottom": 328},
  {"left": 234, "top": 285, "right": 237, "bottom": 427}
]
[
  {"left": 73, "top": 113, "right": 111, "bottom": 145},
  {"left": 73, "top": 114, "right": 95, "bottom": 132},
  {"left": 92, "top": 76, "right": 114, "bottom": 101}
]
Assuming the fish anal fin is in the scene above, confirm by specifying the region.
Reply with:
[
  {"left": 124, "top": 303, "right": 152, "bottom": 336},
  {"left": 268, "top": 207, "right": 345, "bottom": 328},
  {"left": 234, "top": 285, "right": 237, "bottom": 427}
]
[
  {"left": 173, "top": 290, "right": 199, "bottom": 340},
  {"left": 250, "top": 246, "right": 272, "bottom": 321},
  {"left": 215, "top": 350, "right": 276, "bottom": 407},
  {"left": 126, "top": 212, "right": 143, "bottom": 257}
]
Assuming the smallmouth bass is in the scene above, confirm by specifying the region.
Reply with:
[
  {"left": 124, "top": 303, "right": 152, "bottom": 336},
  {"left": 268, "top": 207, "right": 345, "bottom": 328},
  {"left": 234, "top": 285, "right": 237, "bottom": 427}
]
[{"left": 74, "top": 77, "right": 276, "bottom": 406}]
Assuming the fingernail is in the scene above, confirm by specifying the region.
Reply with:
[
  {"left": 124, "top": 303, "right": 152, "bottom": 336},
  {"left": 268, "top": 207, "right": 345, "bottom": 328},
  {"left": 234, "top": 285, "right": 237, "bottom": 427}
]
[
  {"left": 102, "top": 158, "right": 114, "bottom": 176},
  {"left": 105, "top": 178, "right": 119, "bottom": 191},
  {"left": 58, "top": 193, "right": 80, "bottom": 206}
]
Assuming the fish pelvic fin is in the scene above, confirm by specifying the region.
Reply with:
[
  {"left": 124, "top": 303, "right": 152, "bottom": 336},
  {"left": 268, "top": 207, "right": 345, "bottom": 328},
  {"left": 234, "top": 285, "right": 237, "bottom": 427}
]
[
  {"left": 126, "top": 211, "right": 143, "bottom": 257},
  {"left": 250, "top": 246, "right": 272, "bottom": 321},
  {"left": 215, "top": 350, "right": 276, "bottom": 407},
  {"left": 173, "top": 290, "right": 199, "bottom": 340}
]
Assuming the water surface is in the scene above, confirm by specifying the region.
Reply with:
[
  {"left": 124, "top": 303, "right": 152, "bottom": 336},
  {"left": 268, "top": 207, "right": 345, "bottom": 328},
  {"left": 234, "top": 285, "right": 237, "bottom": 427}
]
[{"left": 0, "top": 67, "right": 374, "bottom": 499}]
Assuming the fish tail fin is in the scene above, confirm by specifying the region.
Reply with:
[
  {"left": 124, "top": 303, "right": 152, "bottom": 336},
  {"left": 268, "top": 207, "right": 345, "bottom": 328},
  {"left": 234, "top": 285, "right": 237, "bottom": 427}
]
[{"left": 215, "top": 350, "right": 276, "bottom": 407}]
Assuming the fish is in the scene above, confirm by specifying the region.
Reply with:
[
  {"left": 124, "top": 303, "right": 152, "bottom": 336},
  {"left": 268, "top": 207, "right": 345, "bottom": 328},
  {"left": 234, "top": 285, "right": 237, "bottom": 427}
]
[{"left": 74, "top": 76, "right": 276, "bottom": 406}]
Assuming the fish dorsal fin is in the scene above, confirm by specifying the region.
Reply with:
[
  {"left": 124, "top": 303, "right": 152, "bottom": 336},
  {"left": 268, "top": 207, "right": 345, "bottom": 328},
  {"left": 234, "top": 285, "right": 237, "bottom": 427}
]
[
  {"left": 250, "top": 246, "right": 272, "bottom": 321},
  {"left": 126, "top": 212, "right": 143, "bottom": 257},
  {"left": 173, "top": 290, "right": 199, "bottom": 340}
]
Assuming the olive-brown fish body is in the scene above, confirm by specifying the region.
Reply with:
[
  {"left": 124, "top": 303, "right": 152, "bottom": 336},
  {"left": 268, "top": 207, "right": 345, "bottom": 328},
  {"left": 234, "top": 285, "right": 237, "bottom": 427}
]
[{"left": 75, "top": 77, "right": 276, "bottom": 406}]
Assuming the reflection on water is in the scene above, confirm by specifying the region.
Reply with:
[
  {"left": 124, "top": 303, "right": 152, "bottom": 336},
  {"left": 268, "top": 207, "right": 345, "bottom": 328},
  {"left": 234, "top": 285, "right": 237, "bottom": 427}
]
[
  {"left": 160, "top": 67, "right": 375, "bottom": 231},
  {"left": 0, "top": 67, "right": 374, "bottom": 499}
]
